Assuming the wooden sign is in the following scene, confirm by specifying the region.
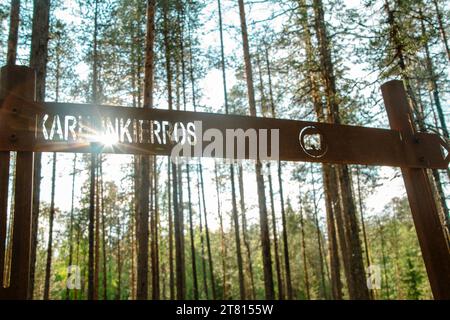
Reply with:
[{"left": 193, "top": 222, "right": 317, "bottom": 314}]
[
  {"left": 0, "top": 99, "right": 448, "bottom": 169},
  {"left": 1, "top": 65, "right": 449, "bottom": 300}
]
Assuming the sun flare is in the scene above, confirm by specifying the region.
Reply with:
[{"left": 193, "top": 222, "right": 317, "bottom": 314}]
[{"left": 97, "top": 133, "right": 119, "bottom": 146}]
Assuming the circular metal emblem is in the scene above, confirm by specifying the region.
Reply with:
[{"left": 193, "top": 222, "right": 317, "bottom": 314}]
[{"left": 299, "top": 125, "right": 328, "bottom": 158}]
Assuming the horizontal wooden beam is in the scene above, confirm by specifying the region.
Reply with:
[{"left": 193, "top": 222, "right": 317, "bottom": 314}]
[{"left": 0, "top": 99, "right": 448, "bottom": 169}]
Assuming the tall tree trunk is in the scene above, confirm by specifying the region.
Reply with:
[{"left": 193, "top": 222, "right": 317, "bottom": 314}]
[
  {"left": 391, "top": 207, "right": 403, "bottom": 298},
  {"left": 196, "top": 175, "right": 209, "bottom": 299},
  {"left": 151, "top": 160, "right": 160, "bottom": 299},
  {"left": 230, "top": 164, "right": 245, "bottom": 299},
  {"left": 267, "top": 163, "right": 284, "bottom": 300},
  {"left": 66, "top": 154, "right": 77, "bottom": 300},
  {"left": 322, "top": 165, "right": 343, "bottom": 299},
  {"left": 356, "top": 168, "right": 372, "bottom": 283},
  {"left": 310, "top": 164, "right": 328, "bottom": 299},
  {"left": 130, "top": 164, "right": 137, "bottom": 300},
  {"left": 80, "top": 230, "right": 85, "bottom": 299},
  {"left": 135, "top": 156, "right": 149, "bottom": 300},
  {"left": 144, "top": 0, "right": 156, "bottom": 109},
  {"left": 298, "top": 0, "right": 342, "bottom": 299},
  {"left": 264, "top": 46, "right": 293, "bottom": 299},
  {"left": 163, "top": 1, "right": 185, "bottom": 299},
  {"left": 146, "top": 1, "right": 157, "bottom": 300},
  {"left": 130, "top": 49, "right": 138, "bottom": 301},
  {"left": 168, "top": 161, "right": 175, "bottom": 299},
  {"left": 378, "top": 220, "right": 391, "bottom": 299},
  {"left": 257, "top": 55, "right": 283, "bottom": 299},
  {"left": 135, "top": 0, "right": 156, "bottom": 301},
  {"left": 432, "top": 0, "right": 450, "bottom": 62},
  {"left": 88, "top": 0, "right": 99, "bottom": 301},
  {"left": 116, "top": 219, "right": 122, "bottom": 300},
  {"left": 176, "top": 14, "right": 187, "bottom": 303},
  {"left": 2, "top": 0, "right": 20, "bottom": 293},
  {"left": 75, "top": 222, "right": 80, "bottom": 300},
  {"left": 43, "top": 49, "right": 62, "bottom": 300},
  {"left": 336, "top": 165, "right": 369, "bottom": 299},
  {"left": 94, "top": 160, "right": 101, "bottom": 300},
  {"left": 7, "top": 0, "right": 20, "bottom": 65},
  {"left": 28, "top": 0, "right": 50, "bottom": 299},
  {"left": 237, "top": 0, "right": 274, "bottom": 299},
  {"left": 237, "top": 164, "right": 256, "bottom": 299},
  {"left": 91, "top": 0, "right": 99, "bottom": 105},
  {"left": 198, "top": 164, "right": 217, "bottom": 299},
  {"left": 43, "top": 152, "right": 56, "bottom": 300},
  {"left": 217, "top": 0, "right": 246, "bottom": 299},
  {"left": 313, "top": 0, "right": 369, "bottom": 299},
  {"left": 88, "top": 153, "right": 96, "bottom": 300},
  {"left": 180, "top": 6, "right": 216, "bottom": 298},
  {"left": 186, "top": 163, "right": 199, "bottom": 299},
  {"left": 329, "top": 166, "right": 351, "bottom": 296},
  {"left": 186, "top": 16, "right": 201, "bottom": 300},
  {"left": 131, "top": 222, "right": 136, "bottom": 299},
  {"left": 299, "top": 204, "right": 311, "bottom": 300},
  {"left": 100, "top": 164, "right": 107, "bottom": 299},
  {"left": 214, "top": 163, "right": 229, "bottom": 299}
]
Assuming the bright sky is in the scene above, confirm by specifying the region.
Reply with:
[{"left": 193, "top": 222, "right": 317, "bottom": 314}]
[{"left": 33, "top": 0, "right": 415, "bottom": 233}]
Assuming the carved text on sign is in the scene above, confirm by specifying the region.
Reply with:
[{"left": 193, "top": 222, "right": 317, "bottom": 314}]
[{"left": 39, "top": 113, "right": 198, "bottom": 146}]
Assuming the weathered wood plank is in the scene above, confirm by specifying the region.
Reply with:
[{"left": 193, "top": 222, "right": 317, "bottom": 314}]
[{"left": 0, "top": 100, "right": 447, "bottom": 169}]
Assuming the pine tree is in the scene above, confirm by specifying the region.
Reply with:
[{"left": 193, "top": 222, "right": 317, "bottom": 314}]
[
  {"left": 237, "top": 0, "right": 274, "bottom": 300},
  {"left": 29, "top": 0, "right": 51, "bottom": 299}
]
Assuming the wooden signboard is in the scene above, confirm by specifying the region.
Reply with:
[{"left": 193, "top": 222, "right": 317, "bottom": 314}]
[
  {"left": 0, "top": 100, "right": 448, "bottom": 168},
  {"left": 0, "top": 65, "right": 449, "bottom": 299}
]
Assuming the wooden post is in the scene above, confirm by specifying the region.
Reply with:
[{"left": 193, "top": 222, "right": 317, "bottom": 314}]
[
  {"left": 0, "top": 65, "right": 35, "bottom": 299},
  {"left": 381, "top": 80, "right": 450, "bottom": 300}
]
